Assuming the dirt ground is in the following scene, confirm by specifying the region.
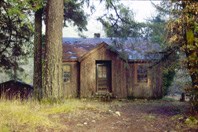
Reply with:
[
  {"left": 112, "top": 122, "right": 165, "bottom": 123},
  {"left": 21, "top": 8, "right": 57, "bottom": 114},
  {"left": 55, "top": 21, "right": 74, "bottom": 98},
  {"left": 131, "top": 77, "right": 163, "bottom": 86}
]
[{"left": 47, "top": 99, "right": 198, "bottom": 132}]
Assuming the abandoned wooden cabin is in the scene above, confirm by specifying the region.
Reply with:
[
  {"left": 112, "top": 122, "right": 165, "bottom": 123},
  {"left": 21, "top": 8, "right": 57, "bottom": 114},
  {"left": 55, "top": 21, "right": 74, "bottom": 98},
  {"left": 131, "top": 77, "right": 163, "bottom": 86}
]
[
  {"left": 0, "top": 80, "right": 33, "bottom": 99},
  {"left": 62, "top": 36, "right": 163, "bottom": 99}
]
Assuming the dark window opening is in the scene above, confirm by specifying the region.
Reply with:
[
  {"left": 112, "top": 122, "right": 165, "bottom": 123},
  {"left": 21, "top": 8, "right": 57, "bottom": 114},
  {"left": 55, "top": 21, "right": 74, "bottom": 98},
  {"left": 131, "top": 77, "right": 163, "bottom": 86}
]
[
  {"left": 63, "top": 65, "right": 71, "bottom": 83},
  {"left": 137, "top": 65, "right": 148, "bottom": 83}
]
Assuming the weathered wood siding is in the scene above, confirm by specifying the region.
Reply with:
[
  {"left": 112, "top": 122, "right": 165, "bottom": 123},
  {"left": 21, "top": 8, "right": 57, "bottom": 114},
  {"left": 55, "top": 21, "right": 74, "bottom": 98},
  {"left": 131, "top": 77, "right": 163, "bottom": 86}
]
[
  {"left": 80, "top": 45, "right": 127, "bottom": 98},
  {"left": 150, "top": 63, "right": 163, "bottom": 98},
  {"left": 62, "top": 44, "right": 163, "bottom": 99},
  {"left": 63, "top": 61, "right": 79, "bottom": 98},
  {"left": 126, "top": 62, "right": 163, "bottom": 98}
]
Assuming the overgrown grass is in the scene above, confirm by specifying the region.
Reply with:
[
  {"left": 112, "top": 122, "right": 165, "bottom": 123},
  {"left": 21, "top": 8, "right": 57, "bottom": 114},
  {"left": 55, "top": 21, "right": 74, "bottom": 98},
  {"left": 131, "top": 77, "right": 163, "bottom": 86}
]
[
  {"left": 0, "top": 99, "right": 111, "bottom": 131},
  {"left": 0, "top": 99, "right": 57, "bottom": 131},
  {"left": 161, "top": 96, "right": 177, "bottom": 101},
  {"left": 0, "top": 98, "right": 193, "bottom": 131}
]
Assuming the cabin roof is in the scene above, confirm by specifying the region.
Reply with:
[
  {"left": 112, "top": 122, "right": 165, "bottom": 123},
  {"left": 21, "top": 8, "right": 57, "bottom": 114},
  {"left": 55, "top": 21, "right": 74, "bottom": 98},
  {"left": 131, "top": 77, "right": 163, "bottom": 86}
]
[{"left": 62, "top": 37, "right": 163, "bottom": 62}]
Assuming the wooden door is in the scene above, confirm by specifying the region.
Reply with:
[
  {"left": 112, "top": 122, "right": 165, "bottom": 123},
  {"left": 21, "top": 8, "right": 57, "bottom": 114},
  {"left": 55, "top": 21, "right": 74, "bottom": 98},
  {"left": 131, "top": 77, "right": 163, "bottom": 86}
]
[{"left": 96, "top": 61, "right": 111, "bottom": 92}]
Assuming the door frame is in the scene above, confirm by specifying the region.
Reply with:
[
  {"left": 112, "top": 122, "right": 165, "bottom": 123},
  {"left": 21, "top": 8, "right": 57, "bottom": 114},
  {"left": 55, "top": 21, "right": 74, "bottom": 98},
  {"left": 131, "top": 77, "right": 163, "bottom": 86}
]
[{"left": 96, "top": 60, "right": 112, "bottom": 92}]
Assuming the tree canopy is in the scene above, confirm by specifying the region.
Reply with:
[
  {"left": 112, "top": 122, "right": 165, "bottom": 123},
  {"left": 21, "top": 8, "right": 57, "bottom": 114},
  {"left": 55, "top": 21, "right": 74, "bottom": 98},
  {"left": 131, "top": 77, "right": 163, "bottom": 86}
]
[
  {"left": 97, "top": 1, "right": 141, "bottom": 38},
  {"left": 168, "top": 0, "right": 198, "bottom": 113},
  {"left": 155, "top": 0, "right": 198, "bottom": 112},
  {"left": 0, "top": 0, "right": 33, "bottom": 70}
]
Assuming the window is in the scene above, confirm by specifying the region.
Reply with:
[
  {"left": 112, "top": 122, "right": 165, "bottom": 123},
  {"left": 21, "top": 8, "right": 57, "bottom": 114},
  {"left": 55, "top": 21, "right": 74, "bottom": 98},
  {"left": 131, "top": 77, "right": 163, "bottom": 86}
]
[
  {"left": 97, "top": 65, "right": 107, "bottom": 78},
  {"left": 137, "top": 65, "right": 147, "bottom": 83},
  {"left": 63, "top": 65, "right": 71, "bottom": 83}
]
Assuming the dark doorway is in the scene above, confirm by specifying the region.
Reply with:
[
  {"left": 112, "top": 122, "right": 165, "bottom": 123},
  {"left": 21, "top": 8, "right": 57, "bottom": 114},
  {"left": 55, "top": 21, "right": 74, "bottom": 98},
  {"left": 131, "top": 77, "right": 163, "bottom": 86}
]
[{"left": 96, "top": 61, "right": 112, "bottom": 92}]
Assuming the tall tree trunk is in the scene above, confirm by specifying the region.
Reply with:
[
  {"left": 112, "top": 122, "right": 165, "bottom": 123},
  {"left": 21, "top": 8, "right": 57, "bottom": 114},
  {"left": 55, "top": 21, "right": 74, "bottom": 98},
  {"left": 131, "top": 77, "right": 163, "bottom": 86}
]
[
  {"left": 182, "top": 1, "right": 198, "bottom": 113},
  {"left": 44, "top": 0, "right": 63, "bottom": 98},
  {"left": 33, "top": 9, "right": 43, "bottom": 100}
]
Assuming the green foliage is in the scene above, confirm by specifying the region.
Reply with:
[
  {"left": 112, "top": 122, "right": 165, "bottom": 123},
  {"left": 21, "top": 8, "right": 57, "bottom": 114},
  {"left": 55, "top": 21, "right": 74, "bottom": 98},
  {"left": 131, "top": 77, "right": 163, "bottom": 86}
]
[
  {"left": 0, "top": 0, "right": 33, "bottom": 71},
  {"left": 97, "top": 2, "right": 140, "bottom": 38},
  {"left": 63, "top": 0, "right": 88, "bottom": 32},
  {"left": 97, "top": 1, "right": 145, "bottom": 62},
  {"left": 150, "top": 15, "right": 178, "bottom": 95},
  {"left": 146, "top": 14, "right": 167, "bottom": 48},
  {"left": 154, "top": 0, "right": 198, "bottom": 112},
  {"left": 185, "top": 116, "right": 198, "bottom": 126},
  {"left": 163, "top": 69, "right": 176, "bottom": 95},
  {"left": 165, "top": 0, "right": 198, "bottom": 112}
]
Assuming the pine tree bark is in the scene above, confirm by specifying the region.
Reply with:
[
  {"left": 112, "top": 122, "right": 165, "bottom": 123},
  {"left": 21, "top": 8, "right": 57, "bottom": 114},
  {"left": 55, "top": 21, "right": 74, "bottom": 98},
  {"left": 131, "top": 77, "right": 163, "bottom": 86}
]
[
  {"left": 33, "top": 9, "right": 43, "bottom": 100},
  {"left": 44, "top": 0, "right": 63, "bottom": 98}
]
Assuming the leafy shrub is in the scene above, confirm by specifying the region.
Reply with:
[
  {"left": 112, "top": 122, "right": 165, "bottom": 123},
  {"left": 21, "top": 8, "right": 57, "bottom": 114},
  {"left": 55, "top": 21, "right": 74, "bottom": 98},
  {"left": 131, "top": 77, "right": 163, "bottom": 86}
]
[
  {"left": 163, "top": 69, "right": 176, "bottom": 96},
  {"left": 185, "top": 116, "right": 198, "bottom": 126}
]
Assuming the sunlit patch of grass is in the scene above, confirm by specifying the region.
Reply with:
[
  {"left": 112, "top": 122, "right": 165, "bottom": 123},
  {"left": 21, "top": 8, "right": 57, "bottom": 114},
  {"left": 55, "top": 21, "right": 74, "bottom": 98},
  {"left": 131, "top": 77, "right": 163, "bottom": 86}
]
[
  {"left": 77, "top": 99, "right": 111, "bottom": 111},
  {"left": 171, "top": 114, "right": 184, "bottom": 120},
  {"left": 40, "top": 99, "right": 81, "bottom": 115},
  {"left": 0, "top": 98, "right": 114, "bottom": 131},
  {"left": 161, "top": 97, "right": 177, "bottom": 102},
  {"left": 40, "top": 99, "right": 111, "bottom": 115},
  {"left": 0, "top": 99, "right": 65, "bottom": 131},
  {"left": 144, "top": 114, "right": 156, "bottom": 121}
]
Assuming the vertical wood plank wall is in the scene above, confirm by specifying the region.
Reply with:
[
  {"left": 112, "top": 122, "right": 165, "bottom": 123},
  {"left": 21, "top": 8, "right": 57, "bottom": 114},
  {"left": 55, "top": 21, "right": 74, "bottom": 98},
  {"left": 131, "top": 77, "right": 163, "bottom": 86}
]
[
  {"left": 126, "top": 62, "right": 163, "bottom": 98},
  {"left": 80, "top": 46, "right": 127, "bottom": 98},
  {"left": 63, "top": 46, "right": 163, "bottom": 99},
  {"left": 62, "top": 61, "right": 79, "bottom": 98}
]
